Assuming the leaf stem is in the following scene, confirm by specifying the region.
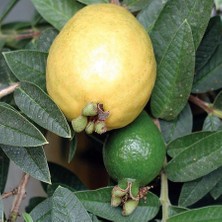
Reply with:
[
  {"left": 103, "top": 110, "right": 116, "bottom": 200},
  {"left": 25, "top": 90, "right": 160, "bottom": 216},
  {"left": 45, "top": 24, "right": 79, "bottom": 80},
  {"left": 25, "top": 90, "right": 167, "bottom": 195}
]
[
  {"left": 0, "top": 0, "right": 20, "bottom": 25},
  {"left": 160, "top": 158, "right": 171, "bottom": 222},
  {"left": 0, "top": 82, "right": 20, "bottom": 99},
  {"left": 189, "top": 95, "right": 212, "bottom": 114}
]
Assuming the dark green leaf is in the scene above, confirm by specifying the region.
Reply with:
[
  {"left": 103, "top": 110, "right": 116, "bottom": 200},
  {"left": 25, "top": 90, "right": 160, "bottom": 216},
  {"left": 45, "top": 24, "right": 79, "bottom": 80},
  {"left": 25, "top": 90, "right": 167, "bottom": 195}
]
[
  {"left": 30, "top": 197, "right": 52, "bottom": 222},
  {"left": 14, "top": 81, "right": 71, "bottom": 138},
  {"left": 179, "top": 167, "right": 222, "bottom": 207},
  {"left": 75, "top": 187, "right": 160, "bottom": 222},
  {"left": 68, "top": 135, "right": 77, "bottom": 163},
  {"left": 195, "top": 16, "right": 222, "bottom": 72},
  {"left": 1, "top": 145, "right": 51, "bottom": 183},
  {"left": 150, "top": 21, "right": 195, "bottom": 120},
  {"left": 122, "top": 0, "right": 150, "bottom": 12},
  {"left": 210, "top": 177, "right": 222, "bottom": 199},
  {"left": 23, "top": 212, "right": 33, "bottom": 222},
  {"left": 167, "top": 206, "right": 222, "bottom": 222},
  {"left": 52, "top": 186, "right": 92, "bottom": 221},
  {"left": 213, "top": 91, "right": 222, "bottom": 110},
  {"left": 203, "top": 115, "right": 222, "bottom": 131},
  {"left": 192, "top": 44, "right": 222, "bottom": 93},
  {"left": 168, "top": 206, "right": 188, "bottom": 217},
  {"left": 167, "top": 131, "right": 213, "bottom": 158},
  {"left": 3, "top": 50, "right": 47, "bottom": 90},
  {"left": 26, "top": 197, "right": 47, "bottom": 213},
  {"left": 166, "top": 130, "right": 222, "bottom": 182},
  {"left": 0, "top": 149, "right": 9, "bottom": 193},
  {"left": 0, "top": 103, "right": 48, "bottom": 147},
  {"left": 77, "top": 0, "right": 108, "bottom": 4},
  {"left": 160, "top": 104, "right": 193, "bottom": 144},
  {"left": 137, "top": 0, "right": 169, "bottom": 33},
  {"left": 31, "top": 0, "right": 83, "bottom": 30}
]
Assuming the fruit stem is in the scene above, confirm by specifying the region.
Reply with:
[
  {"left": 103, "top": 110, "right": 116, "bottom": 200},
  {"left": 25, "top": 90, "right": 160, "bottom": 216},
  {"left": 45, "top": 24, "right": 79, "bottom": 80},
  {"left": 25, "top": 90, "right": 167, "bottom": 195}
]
[
  {"left": 110, "top": 0, "right": 120, "bottom": 5},
  {"left": 160, "top": 157, "right": 171, "bottom": 222}
]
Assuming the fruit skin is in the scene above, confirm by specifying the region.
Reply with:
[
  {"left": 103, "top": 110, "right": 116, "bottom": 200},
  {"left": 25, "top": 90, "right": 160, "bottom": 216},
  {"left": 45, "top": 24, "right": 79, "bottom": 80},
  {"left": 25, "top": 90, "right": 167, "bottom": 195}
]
[
  {"left": 46, "top": 3, "right": 156, "bottom": 131},
  {"left": 103, "top": 111, "right": 166, "bottom": 186}
]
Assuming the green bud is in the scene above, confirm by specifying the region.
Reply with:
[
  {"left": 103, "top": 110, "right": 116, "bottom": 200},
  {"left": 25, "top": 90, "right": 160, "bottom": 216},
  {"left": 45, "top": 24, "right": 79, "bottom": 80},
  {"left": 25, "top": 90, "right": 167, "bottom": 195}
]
[
  {"left": 112, "top": 185, "right": 128, "bottom": 198},
  {"left": 82, "top": 102, "right": 98, "bottom": 116},
  {"left": 85, "top": 121, "right": 95, "bottom": 134},
  {"left": 129, "top": 182, "right": 139, "bottom": 200},
  {"left": 94, "top": 120, "right": 107, "bottom": 134},
  {"left": 122, "top": 199, "right": 139, "bottom": 216},
  {"left": 71, "top": 115, "right": 87, "bottom": 133},
  {"left": 111, "top": 195, "right": 122, "bottom": 207}
]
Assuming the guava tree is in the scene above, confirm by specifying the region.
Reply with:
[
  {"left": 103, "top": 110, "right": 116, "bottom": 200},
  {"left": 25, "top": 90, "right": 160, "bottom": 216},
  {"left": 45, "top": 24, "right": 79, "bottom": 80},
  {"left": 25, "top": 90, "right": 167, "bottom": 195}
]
[{"left": 1, "top": 0, "right": 222, "bottom": 222}]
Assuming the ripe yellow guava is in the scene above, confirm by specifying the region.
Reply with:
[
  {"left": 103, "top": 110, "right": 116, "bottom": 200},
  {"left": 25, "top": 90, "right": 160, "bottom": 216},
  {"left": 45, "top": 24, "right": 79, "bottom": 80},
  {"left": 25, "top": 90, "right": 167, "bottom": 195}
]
[{"left": 46, "top": 3, "right": 156, "bottom": 133}]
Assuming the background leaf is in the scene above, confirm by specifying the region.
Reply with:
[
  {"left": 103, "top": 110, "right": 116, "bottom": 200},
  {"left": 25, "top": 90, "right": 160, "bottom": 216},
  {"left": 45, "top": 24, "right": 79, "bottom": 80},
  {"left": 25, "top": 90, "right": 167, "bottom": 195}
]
[
  {"left": 0, "top": 149, "right": 9, "bottom": 193},
  {"left": 122, "top": 0, "right": 150, "bottom": 12},
  {"left": 150, "top": 20, "right": 195, "bottom": 120},
  {"left": 160, "top": 104, "right": 193, "bottom": 144},
  {"left": 1, "top": 145, "right": 51, "bottom": 183},
  {"left": 168, "top": 206, "right": 188, "bottom": 217},
  {"left": 178, "top": 167, "right": 222, "bottom": 207},
  {"left": 167, "top": 206, "right": 222, "bottom": 222},
  {"left": 52, "top": 186, "right": 92, "bottom": 222},
  {"left": 75, "top": 187, "right": 160, "bottom": 222},
  {"left": 210, "top": 176, "right": 222, "bottom": 200},
  {"left": 0, "top": 198, "right": 3, "bottom": 222},
  {"left": 166, "top": 130, "right": 222, "bottom": 182},
  {"left": 14, "top": 81, "right": 71, "bottom": 138},
  {"left": 3, "top": 50, "right": 47, "bottom": 90},
  {"left": 202, "top": 115, "right": 222, "bottom": 131},
  {"left": 68, "top": 135, "right": 77, "bottom": 163},
  {"left": 0, "top": 103, "right": 48, "bottom": 147},
  {"left": 77, "top": 0, "right": 108, "bottom": 4},
  {"left": 213, "top": 91, "right": 222, "bottom": 110},
  {"left": 31, "top": 0, "right": 83, "bottom": 30}
]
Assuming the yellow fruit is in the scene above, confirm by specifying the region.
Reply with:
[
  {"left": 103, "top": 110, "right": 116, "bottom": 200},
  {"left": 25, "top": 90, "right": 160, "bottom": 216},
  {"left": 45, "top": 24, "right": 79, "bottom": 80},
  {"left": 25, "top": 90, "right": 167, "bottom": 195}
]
[{"left": 46, "top": 3, "right": 156, "bottom": 132}]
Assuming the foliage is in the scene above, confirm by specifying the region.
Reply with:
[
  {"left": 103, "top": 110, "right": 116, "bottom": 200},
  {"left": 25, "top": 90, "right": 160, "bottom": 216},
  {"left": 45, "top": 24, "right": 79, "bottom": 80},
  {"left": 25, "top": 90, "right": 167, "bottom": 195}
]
[{"left": 0, "top": 0, "right": 222, "bottom": 221}]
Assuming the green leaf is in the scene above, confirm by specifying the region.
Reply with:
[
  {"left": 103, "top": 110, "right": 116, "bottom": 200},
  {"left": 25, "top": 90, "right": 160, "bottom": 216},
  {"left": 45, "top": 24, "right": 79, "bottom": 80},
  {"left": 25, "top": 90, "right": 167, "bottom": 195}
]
[
  {"left": 34, "top": 28, "right": 58, "bottom": 52},
  {"left": 31, "top": 0, "right": 83, "bottom": 30},
  {"left": 215, "top": 0, "right": 222, "bottom": 9},
  {"left": 77, "top": 0, "right": 108, "bottom": 4},
  {"left": 68, "top": 135, "right": 77, "bottom": 163},
  {"left": 166, "top": 130, "right": 222, "bottom": 182},
  {"left": 195, "top": 16, "right": 222, "bottom": 72},
  {"left": 178, "top": 167, "right": 222, "bottom": 207},
  {"left": 30, "top": 197, "right": 52, "bottom": 222},
  {"left": 0, "top": 149, "right": 9, "bottom": 193},
  {"left": 23, "top": 212, "right": 34, "bottom": 222},
  {"left": 52, "top": 186, "right": 92, "bottom": 222},
  {"left": 14, "top": 81, "right": 71, "bottom": 138},
  {"left": 0, "top": 198, "right": 3, "bottom": 222},
  {"left": 1, "top": 145, "right": 51, "bottom": 183},
  {"left": 167, "top": 206, "right": 222, "bottom": 222},
  {"left": 0, "top": 103, "right": 48, "bottom": 147},
  {"left": 3, "top": 50, "right": 47, "bottom": 90},
  {"left": 122, "top": 0, "right": 150, "bottom": 12},
  {"left": 192, "top": 44, "right": 222, "bottom": 93},
  {"left": 160, "top": 104, "right": 193, "bottom": 144},
  {"left": 210, "top": 176, "right": 222, "bottom": 199},
  {"left": 150, "top": 21, "right": 195, "bottom": 120},
  {"left": 167, "top": 131, "right": 214, "bottom": 158},
  {"left": 213, "top": 91, "right": 222, "bottom": 110},
  {"left": 75, "top": 187, "right": 160, "bottom": 222},
  {"left": 203, "top": 115, "right": 222, "bottom": 131},
  {"left": 168, "top": 206, "right": 188, "bottom": 217},
  {"left": 137, "top": 0, "right": 169, "bottom": 33}
]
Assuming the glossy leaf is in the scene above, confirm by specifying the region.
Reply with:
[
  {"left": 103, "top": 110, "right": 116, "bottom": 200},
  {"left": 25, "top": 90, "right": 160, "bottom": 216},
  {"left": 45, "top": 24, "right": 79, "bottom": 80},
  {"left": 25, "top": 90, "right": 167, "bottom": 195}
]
[
  {"left": 195, "top": 16, "right": 222, "bottom": 72},
  {"left": 1, "top": 145, "right": 51, "bottom": 183},
  {"left": 160, "top": 104, "right": 193, "bottom": 144},
  {"left": 213, "top": 91, "right": 222, "bottom": 110},
  {"left": 203, "top": 115, "right": 222, "bottom": 131},
  {"left": 0, "top": 149, "right": 9, "bottom": 193},
  {"left": 77, "top": 0, "right": 108, "bottom": 4},
  {"left": 3, "top": 50, "right": 47, "bottom": 90},
  {"left": 210, "top": 176, "right": 222, "bottom": 199},
  {"left": 192, "top": 44, "right": 222, "bottom": 93},
  {"left": 23, "top": 212, "right": 34, "bottom": 222},
  {"left": 167, "top": 206, "right": 222, "bottom": 222},
  {"left": 137, "top": 0, "right": 169, "bottom": 33},
  {"left": 167, "top": 131, "right": 213, "bottom": 158},
  {"left": 122, "top": 0, "right": 150, "bottom": 12},
  {"left": 179, "top": 167, "right": 222, "bottom": 207},
  {"left": 0, "top": 103, "right": 48, "bottom": 147},
  {"left": 30, "top": 197, "right": 52, "bottom": 222},
  {"left": 166, "top": 130, "right": 222, "bottom": 182},
  {"left": 150, "top": 21, "right": 195, "bottom": 120},
  {"left": 14, "top": 81, "right": 71, "bottom": 138},
  {"left": 31, "top": 0, "right": 83, "bottom": 30},
  {"left": 52, "top": 186, "right": 92, "bottom": 221},
  {"left": 75, "top": 187, "right": 160, "bottom": 222}
]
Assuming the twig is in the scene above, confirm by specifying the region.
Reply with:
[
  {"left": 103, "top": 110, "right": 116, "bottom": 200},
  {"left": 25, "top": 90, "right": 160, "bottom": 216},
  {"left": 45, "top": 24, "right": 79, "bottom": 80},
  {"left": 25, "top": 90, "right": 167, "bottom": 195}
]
[
  {"left": 1, "top": 188, "right": 18, "bottom": 200},
  {"left": 8, "top": 173, "right": 30, "bottom": 222},
  {"left": 0, "top": 83, "right": 20, "bottom": 99}
]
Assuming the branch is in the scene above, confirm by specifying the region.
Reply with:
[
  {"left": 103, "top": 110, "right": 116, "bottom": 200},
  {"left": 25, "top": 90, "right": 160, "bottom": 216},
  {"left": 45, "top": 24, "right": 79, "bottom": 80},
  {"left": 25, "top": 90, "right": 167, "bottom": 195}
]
[
  {"left": 0, "top": 83, "right": 20, "bottom": 99},
  {"left": 1, "top": 188, "right": 18, "bottom": 200},
  {"left": 8, "top": 173, "right": 30, "bottom": 222}
]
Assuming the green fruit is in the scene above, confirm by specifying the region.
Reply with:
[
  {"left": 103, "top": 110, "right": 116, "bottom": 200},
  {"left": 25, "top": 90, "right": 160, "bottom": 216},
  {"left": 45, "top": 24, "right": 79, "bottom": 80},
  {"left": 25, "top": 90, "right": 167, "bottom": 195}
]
[{"left": 103, "top": 111, "right": 166, "bottom": 215}]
